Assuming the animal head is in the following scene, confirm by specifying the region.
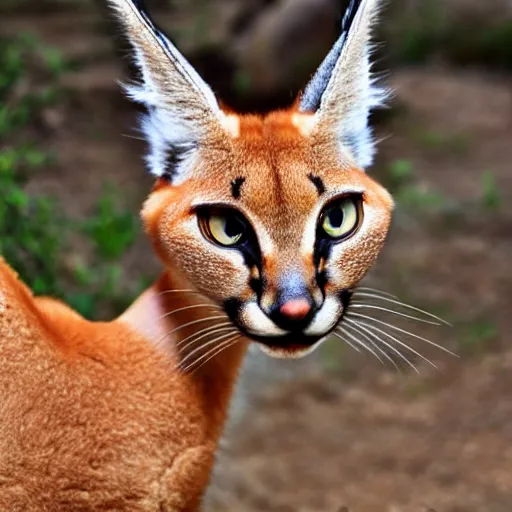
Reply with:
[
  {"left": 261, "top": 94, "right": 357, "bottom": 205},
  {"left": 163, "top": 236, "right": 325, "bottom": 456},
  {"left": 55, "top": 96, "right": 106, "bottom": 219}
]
[{"left": 110, "top": 0, "right": 394, "bottom": 358}]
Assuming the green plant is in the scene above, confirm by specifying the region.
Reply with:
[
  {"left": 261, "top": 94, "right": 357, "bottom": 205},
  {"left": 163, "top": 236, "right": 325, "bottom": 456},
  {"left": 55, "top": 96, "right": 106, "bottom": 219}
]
[
  {"left": 385, "top": 159, "right": 448, "bottom": 212},
  {"left": 446, "top": 21, "right": 512, "bottom": 70},
  {"left": 0, "top": 34, "right": 147, "bottom": 321},
  {"left": 459, "top": 319, "right": 498, "bottom": 356},
  {"left": 0, "top": 147, "right": 65, "bottom": 297},
  {"left": 388, "top": 0, "right": 445, "bottom": 64},
  {"left": 396, "top": 184, "right": 447, "bottom": 211},
  {"left": 480, "top": 170, "right": 501, "bottom": 211},
  {"left": 388, "top": 159, "right": 414, "bottom": 187},
  {"left": 412, "top": 130, "right": 469, "bottom": 156},
  {"left": 83, "top": 185, "right": 138, "bottom": 260},
  {"left": 0, "top": 33, "right": 67, "bottom": 137}
]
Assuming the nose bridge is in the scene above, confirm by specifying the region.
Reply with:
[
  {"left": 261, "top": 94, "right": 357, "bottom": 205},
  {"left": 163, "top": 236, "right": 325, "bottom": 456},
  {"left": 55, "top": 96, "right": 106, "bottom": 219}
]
[
  {"left": 278, "top": 268, "right": 310, "bottom": 303},
  {"left": 261, "top": 250, "right": 312, "bottom": 309},
  {"left": 265, "top": 247, "right": 311, "bottom": 292}
]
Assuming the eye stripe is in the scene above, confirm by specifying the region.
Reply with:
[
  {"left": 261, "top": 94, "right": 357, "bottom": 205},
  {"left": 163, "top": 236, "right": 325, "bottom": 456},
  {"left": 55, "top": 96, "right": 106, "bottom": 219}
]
[
  {"left": 231, "top": 177, "right": 246, "bottom": 199},
  {"left": 308, "top": 174, "right": 326, "bottom": 196}
]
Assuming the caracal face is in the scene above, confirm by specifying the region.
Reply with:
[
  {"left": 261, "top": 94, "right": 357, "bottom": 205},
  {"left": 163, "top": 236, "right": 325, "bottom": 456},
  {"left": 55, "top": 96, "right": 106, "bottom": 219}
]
[
  {"left": 111, "top": 0, "right": 393, "bottom": 358},
  {"left": 143, "top": 113, "right": 393, "bottom": 358}
]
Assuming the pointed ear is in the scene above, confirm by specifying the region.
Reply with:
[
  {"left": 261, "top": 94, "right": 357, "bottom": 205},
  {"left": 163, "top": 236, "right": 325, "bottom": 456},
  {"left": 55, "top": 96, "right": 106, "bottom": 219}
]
[
  {"left": 108, "top": 0, "right": 229, "bottom": 181},
  {"left": 299, "top": 0, "right": 387, "bottom": 169}
]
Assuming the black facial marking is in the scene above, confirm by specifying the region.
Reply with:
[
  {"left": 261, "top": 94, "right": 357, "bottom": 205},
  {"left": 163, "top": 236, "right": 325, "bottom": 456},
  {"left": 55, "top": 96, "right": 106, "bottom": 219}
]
[
  {"left": 249, "top": 276, "right": 263, "bottom": 297},
  {"left": 339, "top": 289, "right": 353, "bottom": 317},
  {"left": 314, "top": 237, "right": 333, "bottom": 267},
  {"left": 223, "top": 298, "right": 243, "bottom": 321},
  {"left": 314, "top": 233, "right": 333, "bottom": 296},
  {"left": 239, "top": 241, "right": 262, "bottom": 278},
  {"left": 308, "top": 174, "right": 326, "bottom": 196},
  {"left": 316, "top": 269, "right": 328, "bottom": 291},
  {"left": 162, "top": 152, "right": 181, "bottom": 181},
  {"left": 231, "top": 177, "right": 246, "bottom": 199}
]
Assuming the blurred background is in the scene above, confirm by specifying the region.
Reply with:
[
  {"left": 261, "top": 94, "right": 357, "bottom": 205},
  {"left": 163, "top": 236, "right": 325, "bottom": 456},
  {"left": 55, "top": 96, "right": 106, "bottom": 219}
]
[{"left": 1, "top": 0, "right": 511, "bottom": 510}]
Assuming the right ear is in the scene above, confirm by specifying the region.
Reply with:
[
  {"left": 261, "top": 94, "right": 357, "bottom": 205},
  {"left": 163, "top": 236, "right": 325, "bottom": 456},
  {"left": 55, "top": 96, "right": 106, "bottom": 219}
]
[
  {"left": 108, "top": 0, "right": 230, "bottom": 182},
  {"left": 298, "top": 0, "right": 387, "bottom": 169}
]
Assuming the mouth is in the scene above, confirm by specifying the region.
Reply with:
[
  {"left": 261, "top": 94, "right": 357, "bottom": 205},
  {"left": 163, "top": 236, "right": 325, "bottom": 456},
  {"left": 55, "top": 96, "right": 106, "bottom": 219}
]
[
  {"left": 223, "top": 291, "right": 353, "bottom": 358},
  {"left": 249, "top": 332, "right": 323, "bottom": 351},
  {"left": 248, "top": 332, "right": 327, "bottom": 359}
]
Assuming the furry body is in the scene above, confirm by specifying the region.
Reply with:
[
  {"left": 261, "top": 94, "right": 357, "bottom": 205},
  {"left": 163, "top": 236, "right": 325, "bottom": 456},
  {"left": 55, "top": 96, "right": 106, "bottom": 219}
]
[{"left": 0, "top": 261, "right": 246, "bottom": 511}]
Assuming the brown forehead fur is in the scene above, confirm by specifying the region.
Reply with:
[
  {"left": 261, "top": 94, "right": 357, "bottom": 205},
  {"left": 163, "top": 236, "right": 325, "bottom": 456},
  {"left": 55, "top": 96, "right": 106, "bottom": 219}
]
[{"left": 145, "top": 109, "right": 392, "bottom": 247}]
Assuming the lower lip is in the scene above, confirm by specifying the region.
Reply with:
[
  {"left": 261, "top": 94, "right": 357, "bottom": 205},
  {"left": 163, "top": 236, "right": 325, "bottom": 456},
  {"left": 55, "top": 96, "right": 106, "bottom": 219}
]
[{"left": 249, "top": 334, "right": 321, "bottom": 350}]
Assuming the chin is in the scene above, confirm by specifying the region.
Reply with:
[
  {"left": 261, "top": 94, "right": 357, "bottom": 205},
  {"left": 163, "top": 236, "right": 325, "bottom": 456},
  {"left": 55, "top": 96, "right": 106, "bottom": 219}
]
[{"left": 248, "top": 333, "right": 329, "bottom": 360}]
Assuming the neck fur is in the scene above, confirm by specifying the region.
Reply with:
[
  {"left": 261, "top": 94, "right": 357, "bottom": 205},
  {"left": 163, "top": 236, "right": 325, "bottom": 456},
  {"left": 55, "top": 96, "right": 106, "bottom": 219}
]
[{"left": 120, "top": 270, "right": 249, "bottom": 440}]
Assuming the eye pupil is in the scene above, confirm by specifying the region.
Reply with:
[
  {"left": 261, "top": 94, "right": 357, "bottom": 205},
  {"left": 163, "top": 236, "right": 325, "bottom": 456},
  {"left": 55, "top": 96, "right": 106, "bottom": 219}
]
[
  {"left": 225, "top": 217, "right": 243, "bottom": 238},
  {"left": 328, "top": 208, "right": 344, "bottom": 228}
]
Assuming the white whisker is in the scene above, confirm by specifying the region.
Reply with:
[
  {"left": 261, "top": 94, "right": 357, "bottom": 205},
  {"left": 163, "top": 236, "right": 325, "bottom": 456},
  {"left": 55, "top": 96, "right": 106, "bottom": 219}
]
[
  {"left": 355, "top": 287, "right": 398, "bottom": 298},
  {"left": 331, "top": 331, "right": 361, "bottom": 353},
  {"left": 352, "top": 293, "right": 451, "bottom": 326},
  {"left": 162, "top": 304, "right": 223, "bottom": 318},
  {"left": 349, "top": 317, "right": 439, "bottom": 370},
  {"left": 153, "top": 304, "right": 223, "bottom": 329},
  {"left": 178, "top": 326, "right": 237, "bottom": 352},
  {"left": 334, "top": 329, "right": 384, "bottom": 365},
  {"left": 341, "top": 322, "right": 400, "bottom": 372},
  {"left": 158, "top": 289, "right": 202, "bottom": 297},
  {"left": 167, "top": 315, "right": 228, "bottom": 335},
  {"left": 348, "top": 313, "right": 456, "bottom": 357},
  {"left": 154, "top": 305, "right": 216, "bottom": 326},
  {"left": 122, "top": 133, "right": 146, "bottom": 142},
  {"left": 344, "top": 318, "right": 417, "bottom": 373},
  {"left": 349, "top": 304, "right": 441, "bottom": 326},
  {"left": 179, "top": 331, "right": 239, "bottom": 369},
  {"left": 156, "top": 315, "right": 228, "bottom": 347},
  {"left": 175, "top": 322, "right": 233, "bottom": 349},
  {"left": 181, "top": 335, "right": 241, "bottom": 374}
]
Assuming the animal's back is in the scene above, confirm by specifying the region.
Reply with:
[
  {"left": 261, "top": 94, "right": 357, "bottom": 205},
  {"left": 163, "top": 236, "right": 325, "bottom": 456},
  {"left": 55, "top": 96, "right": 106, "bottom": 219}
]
[{"left": 0, "top": 258, "right": 214, "bottom": 511}]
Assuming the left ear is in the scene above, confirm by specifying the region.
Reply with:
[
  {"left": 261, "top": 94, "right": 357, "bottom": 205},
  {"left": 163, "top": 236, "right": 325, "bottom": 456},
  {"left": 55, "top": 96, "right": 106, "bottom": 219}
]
[
  {"left": 108, "top": 0, "right": 230, "bottom": 182},
  {"left": 299, "top": 0, "right": 387, "bottom": 169}
]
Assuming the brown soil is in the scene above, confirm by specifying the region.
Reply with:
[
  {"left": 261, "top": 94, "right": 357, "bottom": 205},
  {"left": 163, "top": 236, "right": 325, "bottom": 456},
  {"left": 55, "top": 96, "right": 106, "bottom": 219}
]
[{"left": 3, "top": 4, "right": 512, "bottom": 511}]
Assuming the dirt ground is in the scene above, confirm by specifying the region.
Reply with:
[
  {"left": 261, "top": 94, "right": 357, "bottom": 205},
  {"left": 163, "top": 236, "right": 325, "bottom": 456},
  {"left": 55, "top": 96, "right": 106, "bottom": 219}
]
[{"left": 2, "top": 3, "right": 512, "bottom": 511}]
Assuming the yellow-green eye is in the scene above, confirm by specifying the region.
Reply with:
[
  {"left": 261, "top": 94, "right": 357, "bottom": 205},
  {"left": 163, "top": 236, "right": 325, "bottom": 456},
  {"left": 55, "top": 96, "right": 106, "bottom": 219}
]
[
  {"left": 321, "top": 198, "right": 360, "bottom": 240},
  {"left": 206, "top": 213, "right": 246, "bottom": 247}
]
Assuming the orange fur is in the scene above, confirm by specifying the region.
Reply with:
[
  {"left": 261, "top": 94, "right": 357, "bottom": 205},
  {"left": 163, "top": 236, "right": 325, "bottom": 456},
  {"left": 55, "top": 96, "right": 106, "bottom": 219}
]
[{"left": 0, "top": 259, "right": 247, "bottom": 511}]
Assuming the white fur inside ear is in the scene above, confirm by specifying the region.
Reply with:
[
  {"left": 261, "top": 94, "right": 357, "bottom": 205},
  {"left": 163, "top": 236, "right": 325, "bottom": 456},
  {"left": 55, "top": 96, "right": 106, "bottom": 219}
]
[
  {"left": 139, "top": 107, "right": 198, "bottom": 179},
  {"left": 333, "top": 60, "right": 389, "bottom": 168},
  {"left": 322, "top": 0, "right": 388, "bottom": 168}
]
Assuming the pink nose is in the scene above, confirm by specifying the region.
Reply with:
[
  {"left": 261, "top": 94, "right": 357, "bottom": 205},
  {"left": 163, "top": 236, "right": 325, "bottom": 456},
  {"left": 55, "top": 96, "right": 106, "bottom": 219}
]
[{"left": 279, "top": 299, "right": 312, "bottom": 321}]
